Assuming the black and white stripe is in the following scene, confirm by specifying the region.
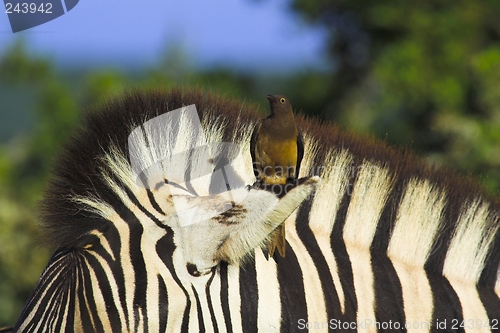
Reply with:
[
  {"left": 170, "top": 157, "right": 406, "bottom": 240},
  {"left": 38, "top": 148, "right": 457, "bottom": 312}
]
[{"left": 14, "top": 88, "right": 500, "bottom": 332}]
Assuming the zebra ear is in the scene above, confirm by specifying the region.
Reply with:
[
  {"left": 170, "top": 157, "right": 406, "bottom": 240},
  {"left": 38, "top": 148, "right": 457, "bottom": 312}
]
[{"left": 215, "top": 176, "right": 320, "bottom": 264}]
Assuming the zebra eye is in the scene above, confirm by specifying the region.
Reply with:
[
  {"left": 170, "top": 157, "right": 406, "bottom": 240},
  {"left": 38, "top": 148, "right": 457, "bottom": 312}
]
[{"left": 280, "top": 98, "right": 285, "bottom": 104}]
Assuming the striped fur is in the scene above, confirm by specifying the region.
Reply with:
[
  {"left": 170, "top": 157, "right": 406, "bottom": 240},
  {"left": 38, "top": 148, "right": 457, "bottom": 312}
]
[{"left": 14, "top": 88, "right": 500, "bottom": 332}]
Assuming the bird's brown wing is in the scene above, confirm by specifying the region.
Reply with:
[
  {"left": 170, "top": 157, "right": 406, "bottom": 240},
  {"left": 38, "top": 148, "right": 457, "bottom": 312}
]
[
  {"left": 295, "top": 125, "right": 305, "bottom": 179},
  {"left": 276, "top": 224, "right": 286, "bottom": 257},
  {"left": 250, "top": 121, "right": 262, "bottom": 178},
  {"left": 268, "top": 125, "right": 304, "bottom": 259}
]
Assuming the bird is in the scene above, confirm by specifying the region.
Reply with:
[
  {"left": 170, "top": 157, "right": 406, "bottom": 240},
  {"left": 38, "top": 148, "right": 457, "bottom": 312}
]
[{"left": 250, "top": 94, "right": 304, "bottom": 258}]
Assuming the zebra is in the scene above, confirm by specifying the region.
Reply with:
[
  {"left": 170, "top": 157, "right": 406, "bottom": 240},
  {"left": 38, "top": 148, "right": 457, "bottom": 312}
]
[{"left": 12, "top": 87, "right": 500, "bottom": 332}]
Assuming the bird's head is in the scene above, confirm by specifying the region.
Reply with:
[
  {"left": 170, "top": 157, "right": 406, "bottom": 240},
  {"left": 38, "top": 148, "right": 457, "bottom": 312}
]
[{"left": 266, "top": 94, "right": 293, "bottom": 116}]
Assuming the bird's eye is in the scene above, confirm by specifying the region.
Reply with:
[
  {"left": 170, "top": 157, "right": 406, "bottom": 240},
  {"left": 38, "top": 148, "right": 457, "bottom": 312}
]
[{"left": 280, "top": 98, "right": 286, "bottom": 104}]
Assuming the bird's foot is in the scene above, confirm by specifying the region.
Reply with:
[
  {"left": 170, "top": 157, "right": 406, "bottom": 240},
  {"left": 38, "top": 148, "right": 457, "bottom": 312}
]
[{"left": 246, "top": 180, "right": 262, "bottom": 191}]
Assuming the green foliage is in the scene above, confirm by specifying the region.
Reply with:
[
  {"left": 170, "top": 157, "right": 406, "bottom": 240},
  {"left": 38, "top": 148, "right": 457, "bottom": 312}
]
[
  {"left": 290, "top": 0, "right": 500, "bottom": 193},
  {"left": 0, "top": 41, "right": 52, "bottom": 85},
  {"left": 84, "top": 71, "right": 129, "bottom": 106},
  {"left": 0, "top": 43, "right": 63, "bottom": 326}
]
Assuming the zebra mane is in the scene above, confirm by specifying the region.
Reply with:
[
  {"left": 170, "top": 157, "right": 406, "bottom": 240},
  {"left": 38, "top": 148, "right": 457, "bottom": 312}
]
[{"left": 40, "top": 87, "right": 500, "bottom": 289}]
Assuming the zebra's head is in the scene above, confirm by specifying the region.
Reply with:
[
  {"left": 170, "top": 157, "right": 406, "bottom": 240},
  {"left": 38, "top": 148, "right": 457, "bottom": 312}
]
[{"left": 168, "top": 178, "right": 319, "bottom": 276}]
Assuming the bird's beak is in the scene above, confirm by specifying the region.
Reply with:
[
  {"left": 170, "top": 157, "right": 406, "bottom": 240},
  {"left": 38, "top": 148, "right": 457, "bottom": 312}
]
[{"left": 266, "top": 95, "right": 275, "bottom": 102}]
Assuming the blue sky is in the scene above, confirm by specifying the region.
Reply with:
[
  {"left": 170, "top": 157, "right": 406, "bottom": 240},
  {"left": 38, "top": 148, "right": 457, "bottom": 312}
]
[{"left": 0, "top": 0, "right": 328, "bottom": 71}]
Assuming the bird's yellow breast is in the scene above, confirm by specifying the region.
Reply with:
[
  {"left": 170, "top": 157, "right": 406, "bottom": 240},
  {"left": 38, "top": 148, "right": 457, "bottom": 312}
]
[{"left": 254, "top": 131, "right": 298, "bottom": 183}]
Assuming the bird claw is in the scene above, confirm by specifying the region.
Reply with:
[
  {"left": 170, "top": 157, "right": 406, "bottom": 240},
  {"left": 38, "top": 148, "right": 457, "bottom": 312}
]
[{"left": 245, "top": 180, "right": 262, "bottom": 191}]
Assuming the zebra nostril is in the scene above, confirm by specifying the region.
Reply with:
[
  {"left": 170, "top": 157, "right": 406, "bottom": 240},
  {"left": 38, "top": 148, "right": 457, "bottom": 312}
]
[{"left": 186, "top": 263, "right": 200, "bottom": 277}]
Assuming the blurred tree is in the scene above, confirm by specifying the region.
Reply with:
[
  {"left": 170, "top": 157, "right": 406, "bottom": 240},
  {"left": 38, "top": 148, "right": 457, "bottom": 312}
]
[
  {"left": 0, "top": 43, "right": 50, "bottom": 326},
  {"left": 0, "top": 42, "right": 80, "bottom": 326},
  {"left": 288, "top": 0, "right": 500, "bottom": 193},
  {"left": 84, "top": 71, "right": 128, "bottom": 107},
  {"left": 0, "top": 40, "right": 52, "bottom": 85}
]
